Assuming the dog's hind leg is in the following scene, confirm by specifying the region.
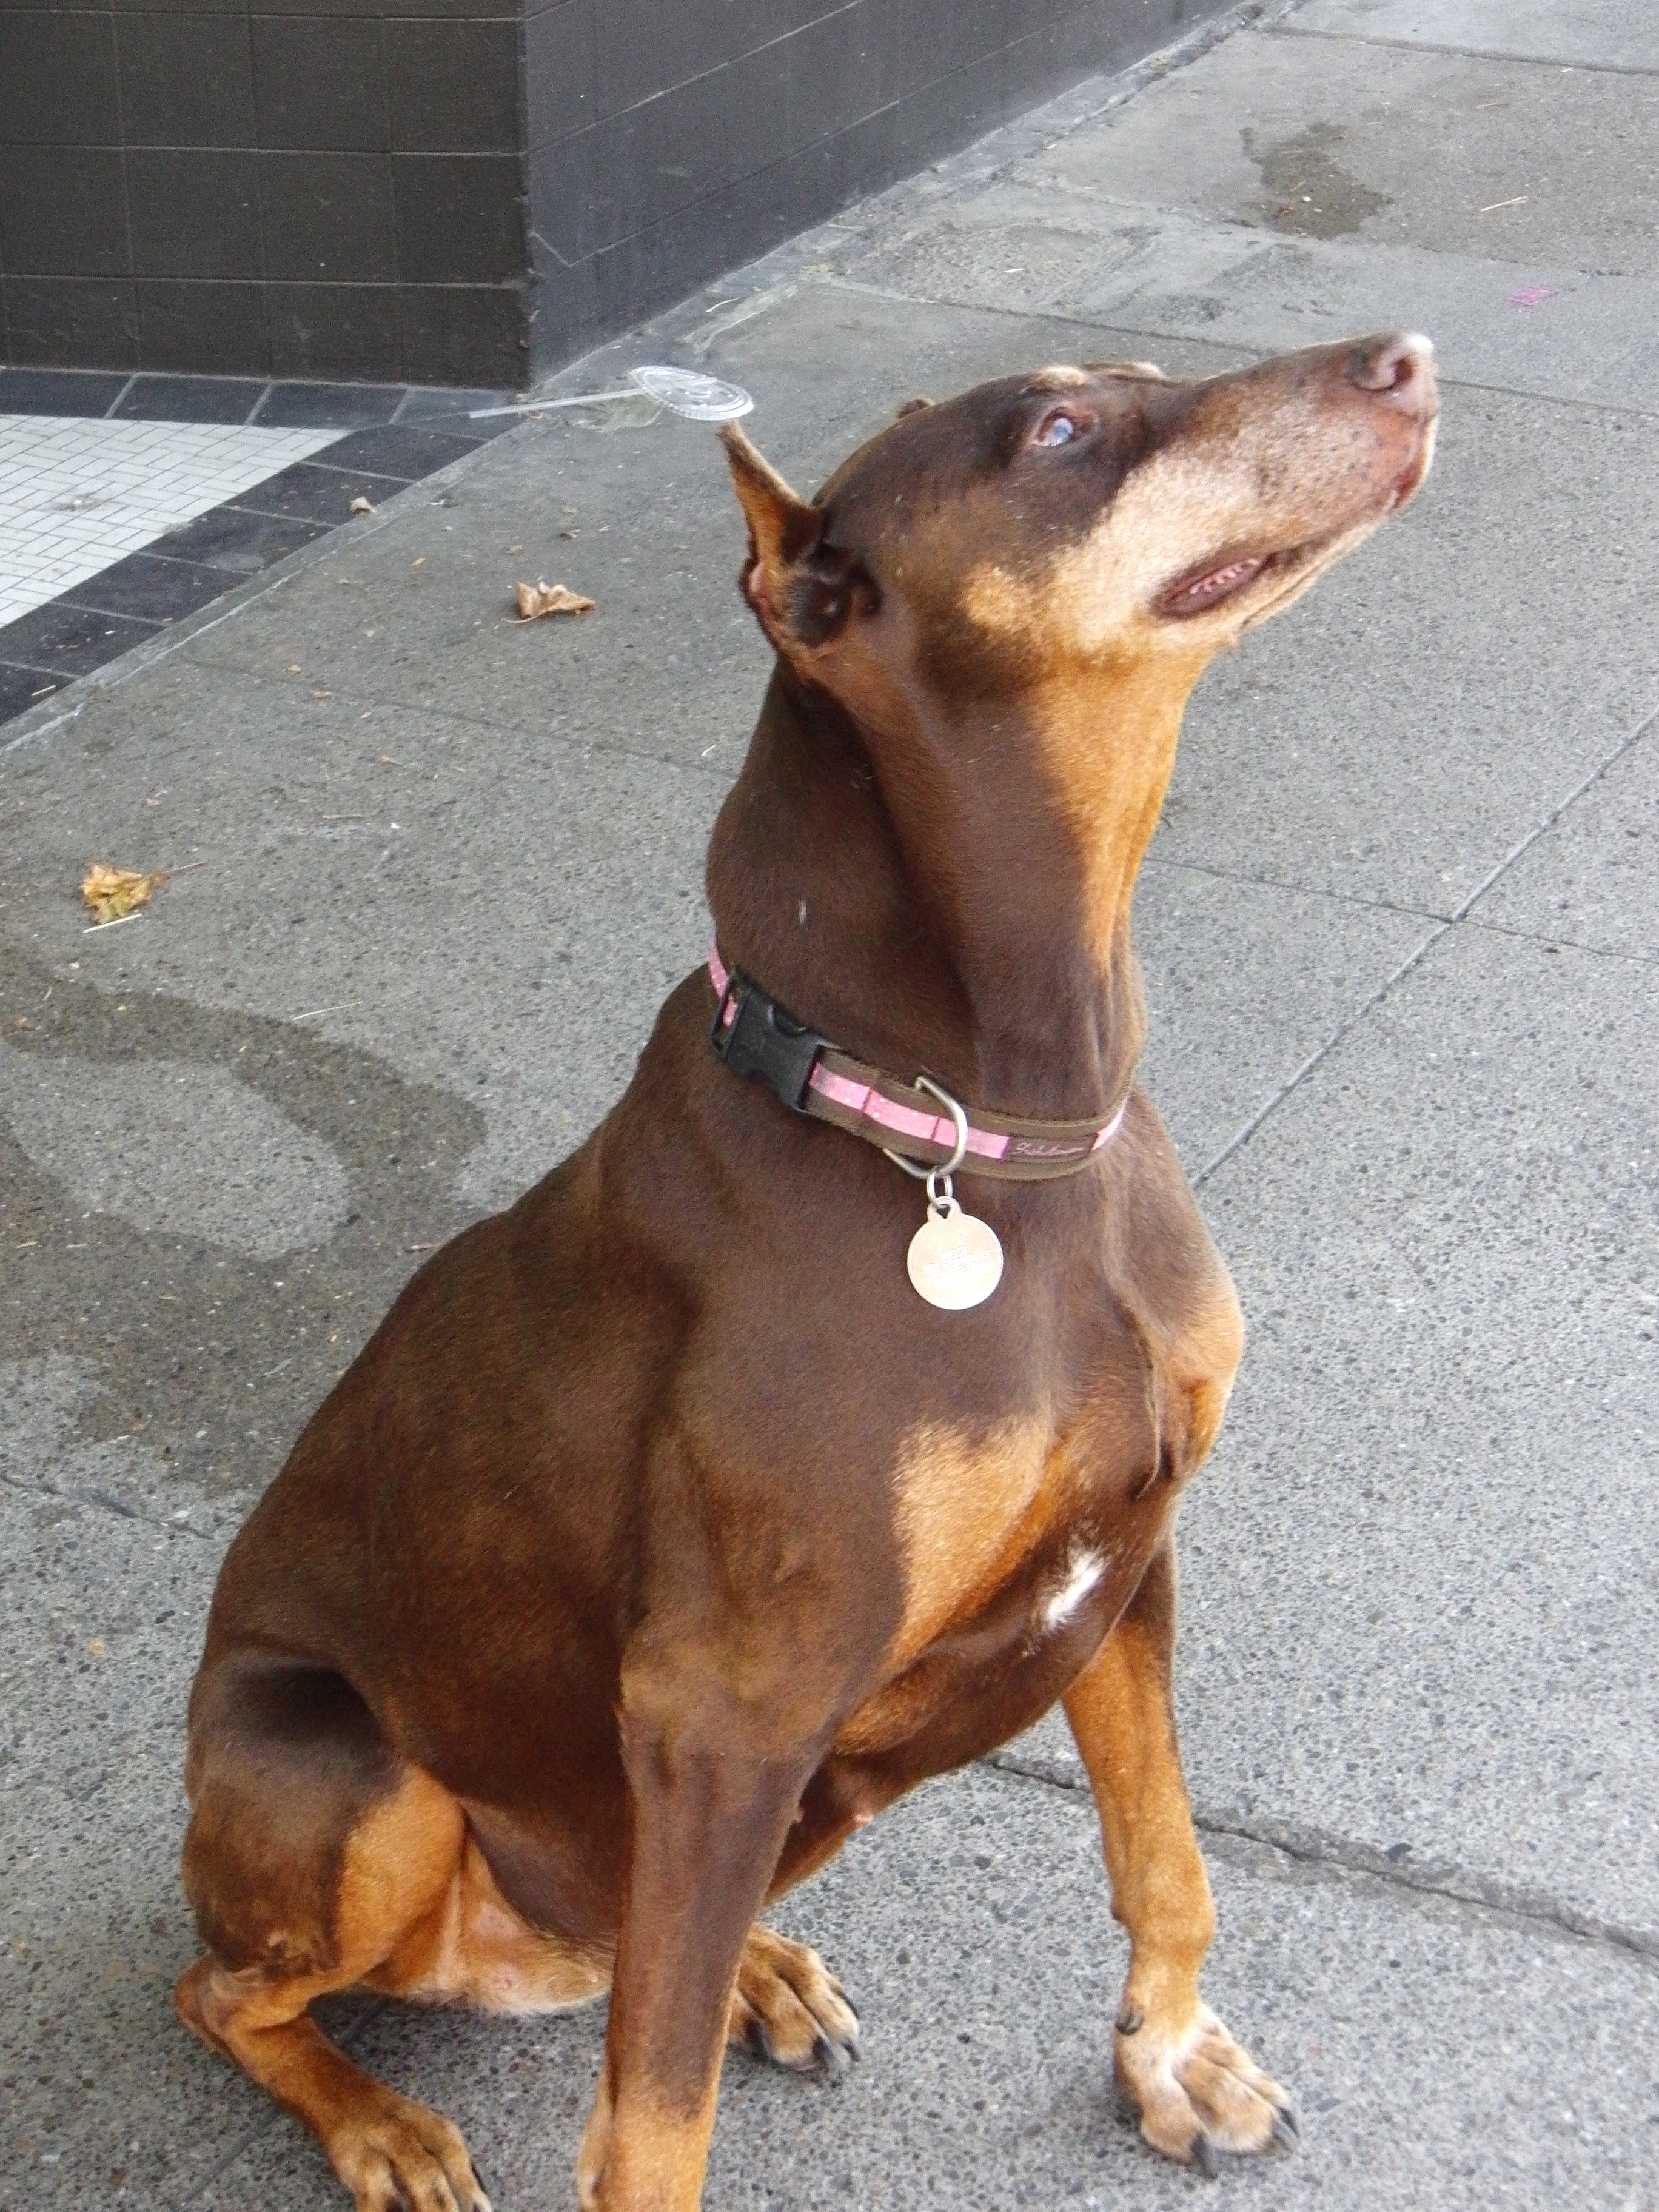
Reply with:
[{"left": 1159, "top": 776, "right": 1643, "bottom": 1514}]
[
  {"left": 178, "top": 1663, "right": 497, "bottom": 2212},
  {"left": 1064, "top": 1544, "right": 1296, "bottom": 2173}
]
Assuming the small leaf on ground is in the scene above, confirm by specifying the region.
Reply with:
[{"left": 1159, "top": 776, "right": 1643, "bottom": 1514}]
[
  {"left": 81, "top": 863, "right": 166, "bottom": 923},
  {"left": 515, "top": 580, "right": 595, "bottom": 622}
]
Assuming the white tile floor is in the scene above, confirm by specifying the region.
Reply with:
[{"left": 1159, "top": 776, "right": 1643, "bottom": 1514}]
[{"left": 0, "top": 414, "right": 343, "bottom": 629}]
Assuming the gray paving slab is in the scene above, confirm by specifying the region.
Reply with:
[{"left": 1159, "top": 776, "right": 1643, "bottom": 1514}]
[
  {"left": 1163, "top": 381, "right": 1659, "bottom": 917},
  {"left": 1037, "top": 28, "right": 1659, "bottom": 278},
  {"left": 193, "top": 1765, "right": 1659, "bottom": 2211},
  {"left": 1, "top": 657, "right": 720, "bottom": 1215},
  {"left": 170, "top": 304, "right": 1255, "bottom": 776},
  {"left": 1291, "top": 0, "right": 1659, "bottom": 73},
  {"left": 1470, "top": 719, "right": 1659, "bottom": 960},
  {"left": 1011, "top": 920, "right": 1659, "bottom": 1939},
  {"left": 0, "top": 1485, "right": 258, "bottom": 2207},
  {"left": 1131, "top": 862, "right": 1431, "bottom": 1171}
]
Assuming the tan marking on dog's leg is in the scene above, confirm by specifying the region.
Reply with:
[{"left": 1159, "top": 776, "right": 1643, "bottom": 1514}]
[
  {"left": 374, "top": 1826, "right": 612, "bottom": 2015},
  {"left": 728, "top": 1925, "right": 860, "bottom": 2076},
  {"left": 179, "top": 1769, "right": 495, "bottom": 2212},
  {"left": 1065, "top": 1546, "right": 1294, "bottom": 2172}
]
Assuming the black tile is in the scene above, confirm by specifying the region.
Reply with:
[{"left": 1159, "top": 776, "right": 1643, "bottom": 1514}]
[
  {"left": 897, "top": 0, "right": 1020, "bottom": 97},
  {"left": 258, "top": 378, "right": 403, "bottom": 427},
  {"left": 533, "top": 64, "right": 728, "bottom": 266},
  {"left": 113, "top": 372, "right": 269, "bottom": 422},
  {"left": 0, "top": 13, "right": 121, "bottom": 145},
  {"left": 523, "top": 0, "right": 595, "bottom": 149},
  {"left": 0, "top": 662, "right": 69, "bottom": 722},
  {"left": 524, "top": 248, "right": 599, "bottom": 381},
  {"left": 3, "top": 277, "right": 140, "bottom": 369},
  {"left": 135, "top": 279, "right": 270, "bottom": 373},
  {"left": 526, "top": 134, "right": 589, "bottom": 266},
  {"left": 152, "top": 502, "right": 326, "bottom": 572},
  {"left": 258, "top": 153, "right": 397, "bottom": 283},
  {"left": 232, "top": 458, "right": 404, "bottom": 520},
  {"left": 391, "top": 154, "right": 524, "bottom": 284},
  {"left": 128, "top": 152, "right": 263, "bottom": 280},
  {"left": 396, "top": 281, "right": 527, "bottom": 387},
  {"left": 246, "top": 0, "right": 378, "bottom": 14},
  {"left": 0, "top": 147, "right": 130, "bottom": 280},
  {"left": 784, "top": 1, "right": 898, "bottom": 146},
  {"left": 723, "top": 38, "right": 793, "bottom": 182},
  {"left": 57, "top": 550, "right": 234, "bottom": 622},
  {"left": 115, "top": 12, "right": 256, "bottom": 147},
  {"left": 397, "top": 0, "right": 528, "bottom": 18},
  {"left": 0, "top": 367, "right": 132, "bottom": 417},
  {"left": 897, "top": 42, "right": 1012, "bottom": 156},
  {"left": 265, "top": 283, "right": 401, "bottom": 380},
  {"left": 253, "top": 17, "right": 389, "bottom": 151},
  {"left": 593, "top": 0, "right": 726, "bottom": 121},
  {"left": 312, "top": 418, "right": 480, "bottom": 478},
  {"left": 387, "top": 18, "right": 520, "bottom": 153},
  {"left": 0, "top": 600, "right": 159, "bottom": 680}
]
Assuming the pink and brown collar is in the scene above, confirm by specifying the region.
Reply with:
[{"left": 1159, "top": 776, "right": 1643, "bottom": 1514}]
[{"left": 708, "top": 950, "right": 1129, "bottom": 1180}]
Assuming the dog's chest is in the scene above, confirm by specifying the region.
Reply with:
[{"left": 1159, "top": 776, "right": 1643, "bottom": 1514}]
[{"left": 830, "top": 1396, "right": 1169, "bottom": 1766}]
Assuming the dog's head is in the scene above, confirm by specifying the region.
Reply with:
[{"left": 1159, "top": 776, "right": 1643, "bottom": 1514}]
[{"left": 722, "top": 335, "right": 1437, "bottom": 712}]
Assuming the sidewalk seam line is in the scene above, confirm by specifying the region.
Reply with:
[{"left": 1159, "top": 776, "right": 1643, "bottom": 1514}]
[
  {"left": 807, "top": 275, "right": 1659, "bottom": 429},
  {"left": 982, "top": 1753, "right": 1659, "bottom": 1965},
  {"left": 0, "top": 1464, "right": 218, "bottom": 1541},
  {"left": 1272, "top": 24, "right": 1659, "bottom": 80}
]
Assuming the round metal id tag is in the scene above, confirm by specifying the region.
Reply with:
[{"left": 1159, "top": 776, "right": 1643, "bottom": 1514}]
[{"left": 907, "top": 1191, "right": 1004, "bottom": 1311}]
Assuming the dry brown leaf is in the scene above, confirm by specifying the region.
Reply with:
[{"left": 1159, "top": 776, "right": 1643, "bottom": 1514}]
[
  {"left": 515, "top": 580, "right": 595, "bottom": 622},
  {"left": 81, "top": 862, "right": 166, "bottom": 924}
]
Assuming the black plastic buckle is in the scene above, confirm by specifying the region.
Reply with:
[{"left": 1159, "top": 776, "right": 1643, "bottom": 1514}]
[{"left": 709, "top": 968, "right": 828, "bottom": 1112}]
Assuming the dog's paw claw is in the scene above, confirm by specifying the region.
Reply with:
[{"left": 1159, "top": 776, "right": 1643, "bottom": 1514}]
[
  {"left": 1116, "top": 1998, "right": 1291, "bottom": 2170},
  {"left": 730, "top": 1927, "right": 860, "bottom": 2077}
]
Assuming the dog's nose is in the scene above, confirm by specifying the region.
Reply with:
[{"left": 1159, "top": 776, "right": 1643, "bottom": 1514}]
[{"left": 1344, "top": 332, "right": 1437, "bottom": 418}]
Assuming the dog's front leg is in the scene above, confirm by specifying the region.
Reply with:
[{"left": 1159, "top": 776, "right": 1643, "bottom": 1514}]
[
  {"left": 1064, "top": 1543, "right": 1295, "bottom": 2173},
  {"left": 577, "top": 1657, "right": 820, "bottom": 2212}
]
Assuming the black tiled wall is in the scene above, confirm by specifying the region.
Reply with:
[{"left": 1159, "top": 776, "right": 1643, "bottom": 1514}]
[
  {"left": 0, "top": 0, "right": 528, "bottom": 384},
  {"left": 1, "top": 0, "right": 1219, "bottom": 389}
]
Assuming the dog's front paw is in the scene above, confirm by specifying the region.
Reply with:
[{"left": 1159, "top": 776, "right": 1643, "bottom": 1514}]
[
  {"left": 730, "top": 1926, "right": 861, "bottom": 2078},
  {"left": 1114, "top": 1999, "right": 1295, "bottom": 2174}
]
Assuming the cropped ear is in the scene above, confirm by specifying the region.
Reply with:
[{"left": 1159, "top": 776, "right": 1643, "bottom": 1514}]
[
  {"left": 1082, "top": 359, "right": 1169, "bottom": 383},
  {"left": 895, "top": 395, "right": 933, "bottom": 418},
  {"left": 720, "top": 422, "right": 874, "bottom": 652}
]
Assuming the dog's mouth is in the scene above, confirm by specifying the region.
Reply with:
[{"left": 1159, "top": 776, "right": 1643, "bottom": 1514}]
[{"left": 1157, "top": 546, "right": 1300, "bottom": 619}]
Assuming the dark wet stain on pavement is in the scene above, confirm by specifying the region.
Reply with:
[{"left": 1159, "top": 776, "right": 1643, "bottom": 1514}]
[
  {"left": 1245, "top": 121, "right": 1391, "bottom": 239},
  {"left": 1, "top": 947, "right": 489, "bottom": 1517}
]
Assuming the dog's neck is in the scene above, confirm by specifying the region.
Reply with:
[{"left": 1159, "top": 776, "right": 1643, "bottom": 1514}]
[{"left": 706, "top": 661, "right": 1198, "bottom": 1121}]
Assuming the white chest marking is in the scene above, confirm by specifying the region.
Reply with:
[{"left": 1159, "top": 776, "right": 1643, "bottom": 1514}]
[{"left": 1041, "top": 1546, "right": 1106, "bottom": 1634}]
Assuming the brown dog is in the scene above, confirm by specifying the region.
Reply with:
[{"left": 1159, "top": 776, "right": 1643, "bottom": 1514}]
[{"left": 175, "top": 332, "right": 1437, "bottom": 2210}]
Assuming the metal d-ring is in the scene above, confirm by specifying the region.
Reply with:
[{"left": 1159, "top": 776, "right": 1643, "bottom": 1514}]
[{"left": 883, "top": 1074, "right": 969, "bottom": 1187}]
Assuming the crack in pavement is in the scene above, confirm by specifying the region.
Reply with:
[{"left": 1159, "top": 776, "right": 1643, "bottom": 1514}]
[
  {"left": 0, "top": 1463, "right": 216, "bottom": 1540},
  {"left": 983, "top": 1751, "right": 1659, "bottom": 1966}
]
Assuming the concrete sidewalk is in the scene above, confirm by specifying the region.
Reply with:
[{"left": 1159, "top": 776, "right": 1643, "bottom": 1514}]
[{"left": 3, "top": 1, "right": 1657, "bottom": 2205}]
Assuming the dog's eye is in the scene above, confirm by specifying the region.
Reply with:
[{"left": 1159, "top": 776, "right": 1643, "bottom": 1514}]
[{"left": 1031, "top": 409, "right": 1081, "bottom": 449}]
